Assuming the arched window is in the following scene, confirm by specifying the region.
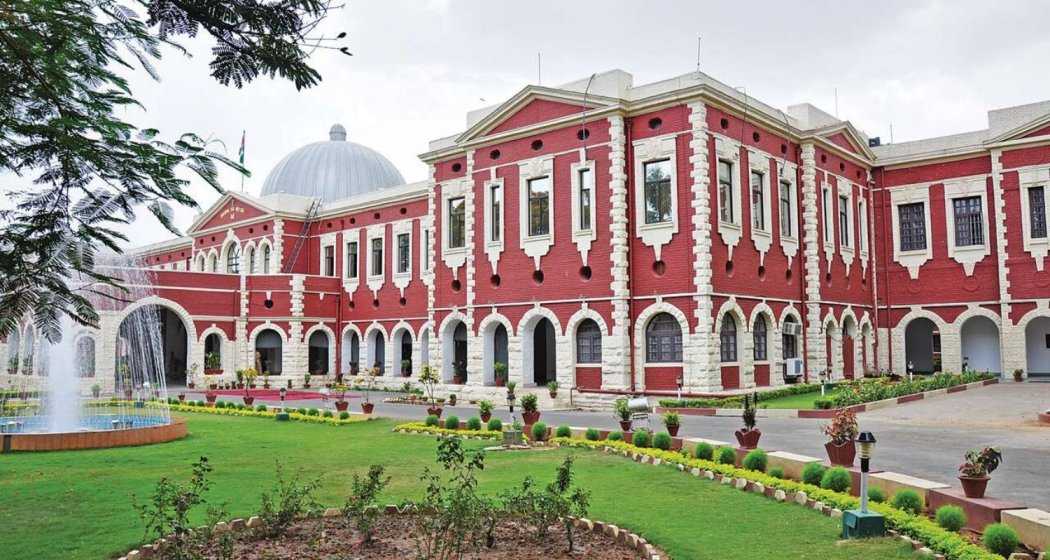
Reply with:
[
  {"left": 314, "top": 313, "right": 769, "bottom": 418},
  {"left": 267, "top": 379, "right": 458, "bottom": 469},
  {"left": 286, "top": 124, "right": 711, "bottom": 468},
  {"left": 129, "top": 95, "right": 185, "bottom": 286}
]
[
  {"left": 753, "top": 315, "right": 768, "bottom": 361},
  {"left": 308, "top": 330, "right": 330, "bottom": 375},
  {"left": 76, "top": 337, "right": 96, "bottom": 378},
  {"left": 245, "top": 247, "right": 256, "bottom": 274},
  {"left": 645, "top": 313, "right": 682, "bottom": 363},
  {"left": 225, "top": 244, "right": 240, "bottom": 273},
  {"left": 254, "top": 329, "right": 283, "bottom": 374},
  {"left": 575, "top": 319, "right": 602, "bottom": 364},
  {"left": 783, "top": 316, "right": 799, "bottom": 359},
  {"left": 262, "top": 244, "right": 272, "bottom": 274},
  {"left": 204, "top": 333, "right": 222, "bottom": 372},
  {"left": 208, "top": 253, "right": 218, "bottom": 272},
  {"left": 720, "top": 315, "right": 738, "bottom": 363},
  {"left": 196, "top": 254, "right": 206, "bottom": 272}
]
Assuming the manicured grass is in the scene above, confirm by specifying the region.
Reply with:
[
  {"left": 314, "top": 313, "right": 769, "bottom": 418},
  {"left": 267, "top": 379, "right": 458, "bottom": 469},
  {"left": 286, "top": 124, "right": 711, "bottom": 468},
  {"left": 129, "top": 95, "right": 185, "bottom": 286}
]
[
  {"left": 0, "top": 413, "right": 916, "bottom": 560},
  {"left": 758, "top": 389, "right": 825, "bottom": 409}
]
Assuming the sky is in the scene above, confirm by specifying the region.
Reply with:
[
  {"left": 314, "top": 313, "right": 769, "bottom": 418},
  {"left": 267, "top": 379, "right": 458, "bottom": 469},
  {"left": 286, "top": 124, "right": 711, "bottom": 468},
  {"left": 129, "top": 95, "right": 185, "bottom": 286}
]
[{"left": 106, "top": 0, "right": 1050, "bottom": 246}]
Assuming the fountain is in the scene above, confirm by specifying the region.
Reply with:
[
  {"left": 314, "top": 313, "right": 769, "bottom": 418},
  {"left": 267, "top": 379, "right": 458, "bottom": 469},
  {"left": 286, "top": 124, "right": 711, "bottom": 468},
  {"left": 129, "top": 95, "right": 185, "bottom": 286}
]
[{"left": 0, "top": 258, "right": 186, "bottom": 452}]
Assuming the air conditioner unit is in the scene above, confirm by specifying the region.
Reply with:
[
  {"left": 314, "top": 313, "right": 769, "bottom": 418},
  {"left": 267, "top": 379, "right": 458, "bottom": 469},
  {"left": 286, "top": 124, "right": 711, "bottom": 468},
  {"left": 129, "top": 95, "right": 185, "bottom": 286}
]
[
  {"left": 783, "top": 358, "right": 805, "bottom": 382},
  {"left": 783, "top": 322, "right": 803, "bottom": 336}
]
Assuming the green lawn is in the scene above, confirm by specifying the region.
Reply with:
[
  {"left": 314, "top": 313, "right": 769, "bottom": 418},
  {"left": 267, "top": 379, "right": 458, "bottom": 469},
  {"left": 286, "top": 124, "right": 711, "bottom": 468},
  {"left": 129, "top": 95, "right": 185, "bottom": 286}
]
[
  {"left": 0, "top": 413, "right": 916, "bottom": 560},
  {"left": 759, "top": 389, "right": 826, "bottom": 409}
]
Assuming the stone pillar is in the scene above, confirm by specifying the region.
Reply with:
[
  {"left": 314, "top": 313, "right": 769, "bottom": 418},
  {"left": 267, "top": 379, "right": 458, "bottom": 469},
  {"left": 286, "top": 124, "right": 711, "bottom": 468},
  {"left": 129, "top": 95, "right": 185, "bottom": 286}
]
[
  {"left": 604, "top": 115, "right": 631, "bottom": 390},
  {"left": 800, "top": 143, "right": 826, "bottom": 378},
  {"left": 687, "top": 101, "right": 720, "bottom": 392},
  {"left": 285, "top": 274, "right": 307, "bottom": 381},
  {"left": 990, "top": 149, "right": 1018, "bottom": 378}
]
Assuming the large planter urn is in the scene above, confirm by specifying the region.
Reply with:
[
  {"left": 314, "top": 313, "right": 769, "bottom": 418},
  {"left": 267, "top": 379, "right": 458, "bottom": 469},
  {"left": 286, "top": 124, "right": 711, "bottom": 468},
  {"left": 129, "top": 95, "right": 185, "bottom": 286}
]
[
  {"left": 361, "top": 402, "right": 375, "bottom": 414},
  {"left": 619, "top": 420, "right": 633, "bottom": 432},
  {"left": 480, "top": 411, "right": 492, "bottom": 423},
  {"left": 205, "top": 393, "right": 217, "bottom": 405},
  {"left": 667, "top": 425, "right": 680, "bottom": 437},
  {"left": 825, "top": 439, "right": 857, "bottom": 467},
  {"left": 959, "top": 475, "right": 990, "bottom": 499},
  {"left": 178, "top": 394, "right": 186, "bottom": 402},
  {"left": 522, "top": 410, "right": 541, "bottom": 426},
  {"left": 242, "top": 396, "right": 255, "bottom": 406},
  {"left": 427, "top": 405, "right": 443, "bottom": 418},
  {"left": 334, "top": 400, "right": 349, "bottom": 412},
  {"left": 734, "top": 428, "right": 762, "bottom": 449}
]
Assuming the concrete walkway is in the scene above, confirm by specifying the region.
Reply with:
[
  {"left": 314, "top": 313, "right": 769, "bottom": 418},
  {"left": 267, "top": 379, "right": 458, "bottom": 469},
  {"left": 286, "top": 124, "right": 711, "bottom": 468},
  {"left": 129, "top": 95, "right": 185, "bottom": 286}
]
[{"left": 176, "top": 382, "right": 1050, "bottom": 510}]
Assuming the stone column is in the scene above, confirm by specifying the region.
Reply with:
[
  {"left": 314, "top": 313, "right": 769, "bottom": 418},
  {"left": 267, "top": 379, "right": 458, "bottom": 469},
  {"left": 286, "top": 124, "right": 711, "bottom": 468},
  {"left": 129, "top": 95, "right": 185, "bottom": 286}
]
[
  {"left": 990, "top": 150, "right": 1021, "bottom": 378},
  {"left": 687, "top": 101, "right": 720, "bottom": 392},
  {"left": 800, "top": 143, "right": 826, "bottom": 379},
  {"left": 604, "top": 114, "right": 631, "bottom": 390}
]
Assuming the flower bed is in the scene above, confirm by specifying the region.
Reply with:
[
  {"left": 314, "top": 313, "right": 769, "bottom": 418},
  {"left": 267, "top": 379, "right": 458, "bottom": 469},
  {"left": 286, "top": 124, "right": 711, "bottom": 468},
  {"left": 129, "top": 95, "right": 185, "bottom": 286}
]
[
  {"left": 393, "top": 421, "right": 504, "bottom": 440},
  {"left": 826, "top": 372, "right": 995, "bottom": 408},
  {"left": 658, "top": 383, "right": 823, "bottom": 409},
  {"left": 553, "top": 437, "right": 1003, "bottom": 560},
  {"left": 169, "top": 403, "right": 369, "bottom": 426}
]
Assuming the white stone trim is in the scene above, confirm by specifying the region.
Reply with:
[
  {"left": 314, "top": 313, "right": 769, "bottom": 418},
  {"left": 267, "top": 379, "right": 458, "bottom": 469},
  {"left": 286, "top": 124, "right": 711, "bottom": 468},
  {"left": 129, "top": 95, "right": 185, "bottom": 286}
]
[
  {"left": 391, "top": 219, "right": 413, "bottom": 296},
  {"left": 890, "top": 184, "right": 934, "bottom": 280},
  {"left": 241, "top": 240, "right": 257, "bottom": 275},
  {"left": 688, "top": 102, "right": 717, "bottom": 392},
  {"left": 777, "top": 163, "right": 800, "bottom": 267},
  {"left": 747, "top": 149, "right": 774, "bottom": 265},
  {"left": 256, "top": 238, "right": 275, "bottom": 275},
  {"left": 943, "top": 177, "right": 991, "bottom": 276},
  {"left": 715, "top": 136, "right": 743, "bottom": 259},
  {"left": 482, "top": 175, "right": 505, "bottom": 273},
  {"left": 632, "top": 134, "right": 679, "bottom": 261},
  {"left": 820, "top": 182, "right": 836, "bottom": 266},
  {"left": 569, "top": 159, "right": 597, "bottom": 265},
  {"left": 1017, "top": 166, "right": 1050, "bottom": 271},
  {"left": 365, "top": 224, "right": 386, "bottom": 298},
  {"left": 517, "top": 155, "right": 556, "bottom": 268},
  {"left": 440, "top": 179, "right": 471, "bottom": 273},
  {"left": 420, "top": 217, "right": 434, "bottom": 285},
  {"left": 606, "top": 115, "right": 631, "bottom": 390},
  {"left": 838, "top": 183, "right": 856, "bottom": 271},
  {"left": 316, "top": 231, "right": 337, "bottom": 277},
  {"left": 341, "top": 227, "right": 361, "bottom": 294},
  {"left": 272, "top": 219, "right": 285, "bottom": 273},
  {"left": 858, "top": 195, "right": 870, "bottom": 274}
]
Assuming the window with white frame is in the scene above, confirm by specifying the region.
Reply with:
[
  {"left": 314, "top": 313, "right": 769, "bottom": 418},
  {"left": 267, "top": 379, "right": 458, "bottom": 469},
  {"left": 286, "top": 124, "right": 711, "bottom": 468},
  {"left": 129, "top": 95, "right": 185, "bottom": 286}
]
[
  {"left": 262, "top": 245, "right": 271, "bottom": 274},
  {"left": 346, "top": 240, "right": 358, "bottom": 278},
  {"left": 822, "top": 186, "right": 832, "bottom": 243},
  {"left": 858, "top": 199, "right": 868, "bottom": 253},
  {"left": 578, "top": 167, "right": 593, "bottom": 231},
  {"left": 645, "top": 313, "right": 682, "bottom": 363},
  {"left": 225, "top": 245, "right": 239, "bottom": 273},
  {"left": 643, "top": 159, "right": 673, "bottom": 225},
  {"left": 422, "top": 228, "right": 431, "bottom": 271},
  {"left": 718, "top": 160, "right": 735, "bottom": 224},
  {"left": 779, "top": 180, "right": 793, "bottom": 238},
  {"left": 489, "top": 183, "right": 502, "bottom": 243},
  {"left": 396, "top": 232, "right": 410, "bottom": 274},
  {"left": 246, "top": 247, "right": 255, "bottom": 274},
  {"left": 720, "top": 315, "right": 738, "bottom": 363},
  {"left": 952, "top": 196, "right": 983, "bottom": 247},
  {"left": 370, "top": 237, "right": 383, "bottom": 277},
  {"left": 447, "top": 197, "right": 465, "bottom": 249},
  {"left": 1030, "top": 186, "right": 1047, "bottom": 239},
  {"left": 753, "top": 316, "right": 768, "bottom": 361},
  {"left": 751, "top": 170, "right": 766, "bottom": 231},
  {"left": 898, "top": 202, "right": 927, "bottom": 252},
  {"left": 575, "top": 319, "right": 602, "bottom": 364},
  {"left": 323, "top": 245, "right": 335, "bottom": 276},
  {"left": 838, "top": 194, "right": 850, "bottom": 248},
  {"left": 527, "top": 176, "right": 550, "bottom": 237}
]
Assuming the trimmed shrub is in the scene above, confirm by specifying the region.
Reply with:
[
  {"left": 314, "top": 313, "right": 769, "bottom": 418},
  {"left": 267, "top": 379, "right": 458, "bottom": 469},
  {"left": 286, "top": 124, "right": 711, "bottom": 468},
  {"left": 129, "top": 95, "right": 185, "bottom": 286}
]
[
  {"left": 531, "top": 422, "right": 548, "bottom": 441},
  {"left": 716, "top": 446, "right": 737, "bottom": 465},
  {"left": 307, "top": 408, "right": 319, "bottom": 416},
  {"left": 339, "top": 411, "right": 350, "bottom": 420},
  {"left": 297, "top": 407, "right": 307, "bottom": 415},
  {"left": 982, "top": 523, "right": 1019, "bottom": 557},
  {"left": 652, "top": 432, "right": 672, "bottom": 451},
  {"left": 694, "top": 442, "right": 714, "bottom": 461},
  {"left": 256, "top": 404, "right": 267, "bottom": 412},
  {"left": 444, "top": 415, "right": 460, "bottom": 430},
  {"left": 555, "top": 425, "right": 572, "bottom": 438},
  {"left": 486, "top": 418, "right": 503, "bottom": 431},
  {"left": 814, "top": 398, "right": 834, "bottom": 410},
  {"left": 935, "top": 505, "right": 967, "bottom": 532},
  {"left": 742, "top": 449, "right": 768, "bottom": 472},
  {"left": 867, "top": 487, "right": 886, "bottom": 504},
  {"left": 584, "top": 427, "right": 600, "bottom": 441},
  {"left": 424, "top": 414, "right": 440, "bottom": 427},
  {"left": 891, "top": 489, "right": 924, "bottom": 515},
  {"left": 820, "top": 467, "right": 851, "bottom": 493},
  {"left": 215, "top": 401, "right": 226, "bottom": 409},
  {"left": 801, "top": 463, "right": 827, "bottom": 486},
  {"left": 322, "top": 410, "right": 333, "bottom": 418},
  {"left": 607, "top": 431, "right": 624, "bottom": 441},
  {"left": 768, "top": 466, "right": 785, "bottom": 479},
  {"left": 631, "top": 430, "right": 652, "bottom": 448},
  {"left": 466, "top": 416, "right": 482, "bottom": 431}
]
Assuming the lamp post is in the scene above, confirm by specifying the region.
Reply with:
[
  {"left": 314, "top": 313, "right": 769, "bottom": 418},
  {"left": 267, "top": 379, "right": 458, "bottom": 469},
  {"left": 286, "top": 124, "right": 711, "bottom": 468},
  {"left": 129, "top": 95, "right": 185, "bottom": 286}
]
[
  {"left": 907, "top": 360, "right": 914, "bottom": 382},
  {"left": 279, "top": 387, "right": 287, "bottom": 409},
  {"left": 842, "top": 431, "right": 885, "bottom": 538}
]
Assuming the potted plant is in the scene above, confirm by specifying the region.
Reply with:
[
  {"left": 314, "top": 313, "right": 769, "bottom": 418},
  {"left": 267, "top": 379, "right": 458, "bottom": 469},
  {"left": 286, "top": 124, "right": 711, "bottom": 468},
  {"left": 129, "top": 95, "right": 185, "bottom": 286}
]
[
  {"left": 1013, "top": 368, "right": 1024, "bottom": 382},
  {"left": 614, "top": 398, "right": 633, "bottom": 432},
  {"left": 235, "top": 369, "right": 244, "bottom": 388},
  {"left": 241, "top": 367, "right": 258, "bottom": 405},
  {"left": 333, "top": 384, "right": 350, "bottom": 411},
  {"left": 262, "top": 371, "right": 271, "bottom": 389},
  {"left": 205, "top": 391, "right": 217, "bottom": 405},
  {"left": 734, "top": 392, "right": 762, "bottom": 449},
  {"left": 958, "top": 446, "right": 1003, "bottom": 498},
  {"left": 118, "top": 363, "right": 133, "bottom": 400},
  {"left": 401, "top": 359, "right": 411, "bottom": 377},
  {"left": 178, "top": 393, "right": 185, "bottom": 402},
  {"left": 521, "top": 393, "right": 540, "bottom": 428},
  {"left": 361, "top": 367, "right": 379, "bottom": 414},
  {"left": 90, "top": 383, "right": 101, "bottom": 398},
  {"left": 419, "top": 365, "right": 442, "bottom": 417},
  {"left": 478, "top": 400, "right": 494, "bottom": 423},
  {"left": 663, "top": 410, "right": 681, "bottom": 437},
  {"left": 452, "top": 359, "right": 466, "bottom": 385},
  {"left": 493, "top": 361, "right": 508, "bottom": 387},
  {"left": 822, "top": 408, "right": 859, "bottom": 466},
  {"left": 204, "top": 351, "right": 222, "bottom": 376},
  {"left": 547, "top": 380, "right": 558, "bottom": 399},
  {"left": 303, "top": 373, "right": 311, "bottom": 388},
  {"left": 448, "top": 393, "right": 457, "bottom": 407}
]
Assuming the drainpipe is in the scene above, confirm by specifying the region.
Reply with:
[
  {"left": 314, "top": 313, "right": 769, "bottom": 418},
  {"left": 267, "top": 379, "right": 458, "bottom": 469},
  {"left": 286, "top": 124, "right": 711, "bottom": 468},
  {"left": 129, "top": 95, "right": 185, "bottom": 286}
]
[
  {"left": 878, "top": 167, "right": 895, "bottom": 372},
  {"left": 796, "top": 146, "right": 810, "bottom": 382},
  {"left": 625, "top": 115, "right": 636, "bottom": 393},
  {"left": 867, "top": 175, "right": 880, "bottom": 373}
]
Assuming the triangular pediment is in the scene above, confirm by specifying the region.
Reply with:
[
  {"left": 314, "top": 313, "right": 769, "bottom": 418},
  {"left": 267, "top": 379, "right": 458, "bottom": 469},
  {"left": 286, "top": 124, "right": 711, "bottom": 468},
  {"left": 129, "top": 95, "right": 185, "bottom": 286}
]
[
  {"left": 988, "top": 111, "right": 1050, "bottom": 143},
  {"left": 815, "top": 122, "right": 875, "bottom": 161},
  {"left": 457, "top": 86, "right": 617, "bottom": 143},
  {"left": 188, "top": 192, "right": 272, "bottom": 233}
]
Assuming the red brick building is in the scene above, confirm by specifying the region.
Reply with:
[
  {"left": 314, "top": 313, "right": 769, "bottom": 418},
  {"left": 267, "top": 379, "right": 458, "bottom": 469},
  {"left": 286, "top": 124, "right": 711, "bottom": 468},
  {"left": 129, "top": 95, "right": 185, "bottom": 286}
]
[{"left": 13, "top": 69, "right": 1050, "bottom": 397}]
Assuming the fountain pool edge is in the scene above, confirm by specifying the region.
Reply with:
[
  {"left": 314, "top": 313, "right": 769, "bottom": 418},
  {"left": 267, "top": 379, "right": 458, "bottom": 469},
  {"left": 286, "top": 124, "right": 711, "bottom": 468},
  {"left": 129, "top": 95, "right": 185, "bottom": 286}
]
[{"left": 1, "top": 417, "right": 187, "bottom": 452}]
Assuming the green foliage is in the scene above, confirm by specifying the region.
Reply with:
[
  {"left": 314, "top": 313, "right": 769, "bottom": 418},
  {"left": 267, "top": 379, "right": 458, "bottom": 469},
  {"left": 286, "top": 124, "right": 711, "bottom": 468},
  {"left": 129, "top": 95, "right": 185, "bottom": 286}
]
[
  {"left": 742, "top": 449, "right": 768, "bottom": 472},
  {"left": 339, "top": 411, "right": 350, "bottom": 420},
  {"left": 867, "top": 487, "right": 886, "bottom": 503},
  {"left": 613, "top": 398, "right": 632, "bottom": 421},
  {"left": 133, "top": 456, "right": 224, "bottom": 559},
  {"left": 444, "top": 415, "right": 461, "bottom": 430},
  {"left": 257, "top": 462, "right": 322, "bottom": 537},
  {"left": 959, "top": 447, "right": 1003, "bottom": 477},
  {"left": 520, "top": 393, "right": 539, "bottom": 413},
  {"left": 584, "top": 428, "right": 600, "bottom": 441},
  {"left": 342, "top": 465, "right": 390, "bottom": 543},
  {"left": 694, "top": 442, "right": 714, "bottom": 461},
  {"left": 322, "top": 410, "right": 333, "bottom": 418},
  {"left": 607, "top": 431, "right": 623, "bottom": 441},
  {"left": 486, "top": 418, "right": 502, "bottom": 432},
  {"left": 768, "top": 466, "right": 785, "bottom": 479},
  {"left": 631, "top": 429, "right": 652, "bottom": 449},
  {"left": 255, "top": 404, "right": 267, "bottom": 412},
  {"left": 555, "top": 425, "right": 572, "bottom": 438},
  {"left": 716, "top": 446, "right": 737, "bottom": 465},
  {"left": 802, "top": 463, "right": 827, "bottom": 486},
  {"left": 891, "top": 489, "right": 924, "bottom": 515},
  {"left": 741, "top": 392, "right": 758, "bottom": 430},
  {"left": 477, "top": 400, "right": 494, "bottom": 416},
  {"left": 830, "top": 372, "right": 994, "bottom": 408},
  {"left": 814, "top": 398, "right": 835, "bottom": 409},
  {"left": 935, "top": 505, "right": 967, "bottom": 532},
  {"left": 499, "top": 456, "right": 590, "bottom": 552},
  {"left": 662, "top": 411, "right": 680, "bottom": 428},
  {"left": 406, "top": 436, "right": 489, "bottom": 557},
  {"left": 982, "top": 523, "right": 1019, "bottom": 557},
  {"left": 658, "top": 383, "right": 822, "bottom": 409},
  {"left": 531, "top": 422, "right": 548, "bottom": 441},
  {"left": 466, "top": 417, "right": 482, "bottom": 431},
  {"left": 297, "top": 407, "right": 308, "bottom": 415},
  {"left": 652, "top": 432, "right": 673, "bottom": 451},
  {"left": 424, "top": 414, "right": 440, "bottom": 427},
  {"left": 820, "top": 467, "right": 851, "bottom": 493}
]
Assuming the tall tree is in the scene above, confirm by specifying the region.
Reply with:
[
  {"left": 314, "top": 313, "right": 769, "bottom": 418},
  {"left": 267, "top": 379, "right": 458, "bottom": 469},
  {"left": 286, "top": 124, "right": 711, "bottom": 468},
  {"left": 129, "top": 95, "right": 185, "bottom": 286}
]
[{"left": 0, "top": 0, "right": 349, "bottom": 341}]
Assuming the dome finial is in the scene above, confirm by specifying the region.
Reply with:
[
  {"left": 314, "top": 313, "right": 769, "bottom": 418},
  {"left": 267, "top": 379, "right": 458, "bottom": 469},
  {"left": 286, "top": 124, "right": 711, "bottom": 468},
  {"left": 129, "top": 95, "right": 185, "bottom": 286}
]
[{"left": 329, "top": 123, "right": 347, "bottom": 141}]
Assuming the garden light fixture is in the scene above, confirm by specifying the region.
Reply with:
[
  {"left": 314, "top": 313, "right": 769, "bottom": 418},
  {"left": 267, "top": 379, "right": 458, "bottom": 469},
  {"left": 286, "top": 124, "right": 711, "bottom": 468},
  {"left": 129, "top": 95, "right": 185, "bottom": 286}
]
[{"left": 842, "top": 430, "right": 885, "bottom": 539}]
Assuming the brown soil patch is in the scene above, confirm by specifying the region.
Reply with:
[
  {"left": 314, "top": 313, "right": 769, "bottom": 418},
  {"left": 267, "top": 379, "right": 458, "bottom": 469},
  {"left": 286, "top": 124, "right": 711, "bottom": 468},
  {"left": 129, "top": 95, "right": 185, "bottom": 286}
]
[{"left": 196, "top": 515, "right": 651, "bottom": 559}]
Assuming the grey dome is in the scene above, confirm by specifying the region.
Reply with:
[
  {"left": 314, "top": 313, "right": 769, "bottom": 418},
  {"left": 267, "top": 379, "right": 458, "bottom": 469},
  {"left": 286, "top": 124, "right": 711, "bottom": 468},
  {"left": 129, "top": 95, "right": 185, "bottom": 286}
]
[{"left": 261, "top": 124, "right": 405, "bottom": 203}]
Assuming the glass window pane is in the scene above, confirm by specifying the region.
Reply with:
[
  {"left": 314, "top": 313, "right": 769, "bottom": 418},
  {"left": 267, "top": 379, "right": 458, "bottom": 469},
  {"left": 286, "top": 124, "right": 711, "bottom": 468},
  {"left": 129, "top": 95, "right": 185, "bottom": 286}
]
[
  {"left": 579, "top": 168, "right": 593, "bottom": 230},
  {"left": 644, "top": 159, "right": 672, "bottom": 224},
  {"left": 1030, "top": 187, "right": 1047, "bottom": 239},
  {"left": 371, "top": 238, "right": 383, "bottom": 276},
  {"left": 448, "top": 197, "right": 465, "bottom": 248},
  {"left": 719, "top": 160, "right": 734, "bottom": 223},
  {"left": 779, "top": 181, "right": 792, "bottom": 237},
  {"left": 751, "top": 171, "right": 765, "bottom": 230},
  {"left": 952, "top": 196, "right": 983, "bottom": 247},
  {"left": 898, "top": 202, "right": 926, "bottom": 251},
  {"left": 528, "top": 177, "right": 550, "bottom": 236}
]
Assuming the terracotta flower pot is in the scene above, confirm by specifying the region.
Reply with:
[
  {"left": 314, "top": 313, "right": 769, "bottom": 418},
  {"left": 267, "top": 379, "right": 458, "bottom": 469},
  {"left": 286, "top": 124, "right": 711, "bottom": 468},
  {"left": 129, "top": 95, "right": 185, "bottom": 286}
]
[
  {"left": 734, "top": 428, "right": 762, "bottom": 449},
  {"left": 335, "top": 400, "right": 349, "bottom": 412},
  {"left": 243, "top": 396, "right": 254, "bottom": 406},
  {"left": 825, "top": 439, "right": 857, "bottom": 467},
  {"left": 667, "top": 425, "right": 680, "bottom": 437},
  {"left": 480, "top": 412, "right": 491, "bottom": 423},
  {"left": 178, "top": 394, "right": 185, "bottom": 402},
  {"left": 549, "top": 391, "right": 557, "bottom": 399},
  {"left": 619, "top": 420, "right": 633, "bottom": 432},
  {"left": 361, "top": 402, "right": 375, "bottom": 414},
  {"left": 427, "top": 405, "right": 443, "bottom": 418},
  {"left": 959, "top": 475, "right": 990, "bottom": 498},
  {"left": 522, "top": 410, "right": 540, "bottom": 425},
  {"left": 205, "top": 393, "right": 217, "bottom": 404}
]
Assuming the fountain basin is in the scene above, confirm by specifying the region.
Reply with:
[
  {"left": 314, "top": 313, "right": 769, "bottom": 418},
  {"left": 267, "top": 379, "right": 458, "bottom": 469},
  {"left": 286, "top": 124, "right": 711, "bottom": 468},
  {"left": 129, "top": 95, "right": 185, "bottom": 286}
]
[{"left": 0, "top": 416, "right": 186, "bottom": 453}]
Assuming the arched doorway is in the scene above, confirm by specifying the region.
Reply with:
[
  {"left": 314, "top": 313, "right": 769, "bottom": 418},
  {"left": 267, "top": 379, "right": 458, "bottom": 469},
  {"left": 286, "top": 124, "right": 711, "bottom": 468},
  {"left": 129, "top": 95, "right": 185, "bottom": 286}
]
[
  {"left": 308, "top": 330, "right": 330, "bottom": 375},
  {"left": 117, "top": 305, "right": 188, "bottom": 386},
  {"left": 960, "top": 316, "right": 1000, "bottom": 374},
  {"left": 527, "top": 318, "right": 556, "bottom": 386},
  {"left": 441, "top": 319, "right": 468, "bottom": 384},
  {"left": 482, "top": 321, "right": 509, "bottom": 386},
  {"left": 392, "top": 328, "right": 413, "bottom": 377},
  {"left": 1025, "top": 316, "right": 1050, "bottom": 377},
  {"left": 842, "top": 316, "right": 857, "bottom": 380},
  {"left": 203, "top": 333, "right": 222, "bottom": 374},
  {"left": 861, "top": 323, "right": 872, "bottom": 374},
  {"left": 342, "top": 330, "right": 360, "bottom": 375},
  {"left": 254, "top": 329, "right": 283, "bottom": 375},
  {"left": 366, "top": 329, "right": 386, "bottom": 375},
  {"left": 905, "top": 318, "right": 940, "bottom": 374}
]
